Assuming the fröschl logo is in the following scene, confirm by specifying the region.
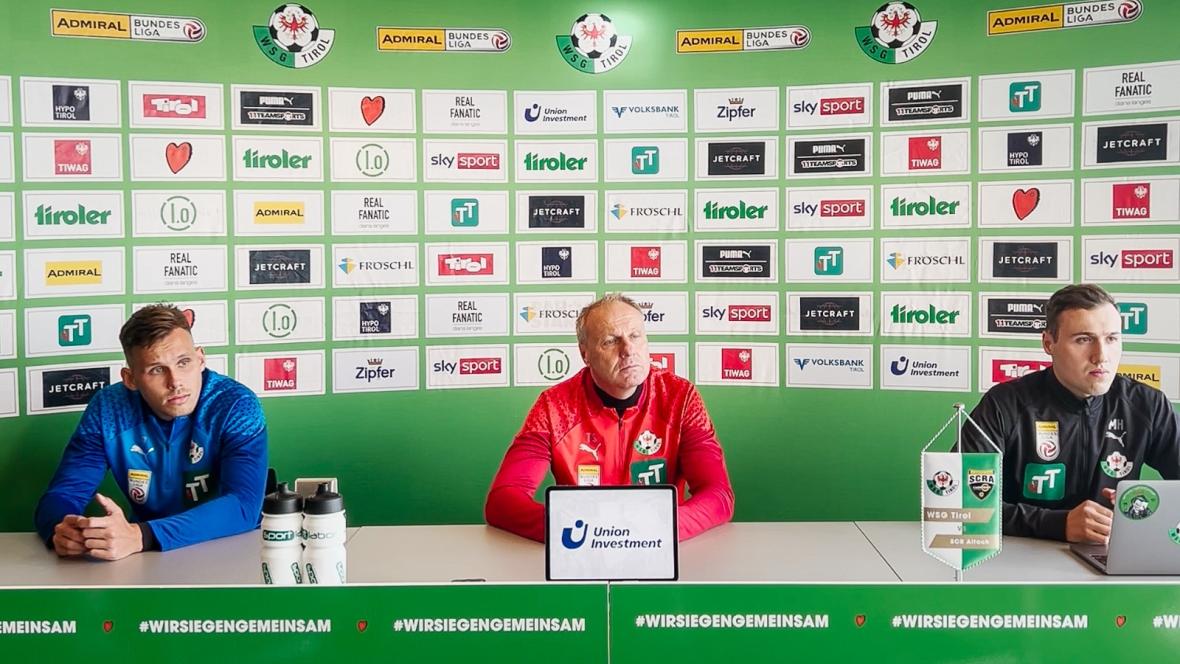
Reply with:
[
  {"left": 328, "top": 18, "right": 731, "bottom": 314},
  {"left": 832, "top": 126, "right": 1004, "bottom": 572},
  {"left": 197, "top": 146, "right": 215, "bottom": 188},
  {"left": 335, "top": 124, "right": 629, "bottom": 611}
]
[{"left": 561, "top": 519, "right": 589, "bottom": 549}]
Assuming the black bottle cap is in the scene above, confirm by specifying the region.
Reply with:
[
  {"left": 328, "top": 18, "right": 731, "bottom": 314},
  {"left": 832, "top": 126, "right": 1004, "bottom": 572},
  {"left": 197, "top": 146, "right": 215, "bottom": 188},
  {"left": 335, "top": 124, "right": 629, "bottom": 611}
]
[
  {"left": 303, "top": 482, "right": 344, "bottom": 515},
  {"left": 262, "top": 482, "right": 303, "bottom": 515}
]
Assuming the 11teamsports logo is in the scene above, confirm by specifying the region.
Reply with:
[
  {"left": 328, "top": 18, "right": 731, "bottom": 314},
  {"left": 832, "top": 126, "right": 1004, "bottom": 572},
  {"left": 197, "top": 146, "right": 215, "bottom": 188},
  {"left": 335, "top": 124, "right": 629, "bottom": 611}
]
[
  {"left": 254, "top": 4, "right": 335, "bottom": 68},
  {"left": 855, "top": 2, "right": 938, "bottom": 64},
  {"left": 556, "top": 13, "right": 632, "bottom": 74}
]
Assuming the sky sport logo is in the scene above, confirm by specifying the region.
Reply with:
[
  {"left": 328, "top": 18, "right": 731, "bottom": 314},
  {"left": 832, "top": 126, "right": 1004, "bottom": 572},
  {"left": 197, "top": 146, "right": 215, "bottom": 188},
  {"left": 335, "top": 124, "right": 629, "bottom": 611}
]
[
  {"left": 433, "top": 357, "right": 503, "bottom": 375},
  {"left": 1089, "top": 249, "right": 1175, "bottom": 270},
  {"left": 702, "top": 304, "right": 772, "bottom": 322}
]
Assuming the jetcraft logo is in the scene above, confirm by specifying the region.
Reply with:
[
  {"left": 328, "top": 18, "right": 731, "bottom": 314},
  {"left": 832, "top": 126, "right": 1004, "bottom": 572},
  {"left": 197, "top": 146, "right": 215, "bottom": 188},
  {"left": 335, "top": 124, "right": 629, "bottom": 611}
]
[
  {"left": 58, "top": 315, "right": 92, "bottom": 347},
  {"left": 1112, "top": 183, "right": 1150, "bottom": 219},
  {"left": 1089, "top": 250, "right": 1175, "bottom": 270},
  {"left": 908, "top": 136, "right": 941, "bottom": 169},
  {"left": 249, "top": 250, "right": 311, "bottom": 285},
  {"left": 721, "top": 348, "right": 753, "bottom": 380},
  {"left": 253, "top": 4, "right": 335, "bottom": 69},
  {"left": 263, "top": 357, "right": 298, "bottom": 391},
  {"left": 556, "top": 13, "right": 632, "bottom": 74},
  {"left": 42, "top": 367, "right": 109, "bottom": 408},
  {"left": 144, "top": 94, "right": 206, "bottom": 119},
  {"left": 993, "top": 242, "right": 1058, "bottom": 278},
  {"left": 814, "top": 246, "right": 844, "bottom": 275},
  {"left": 631, "top": 146, "right": 660, "bottom": 174},
  {"left": 799, "top": 297, "right": 860, "bottom": 331},
  {"left": 45, "top": 261, "right": 103, "bottom": 286},
  {"left": 528, "top": 195, "right": 585, "bottom": 228},
  {"left": 1097, "top": 123, "right": 1168, "bottom": 164},
  {"left": 993, "top": 358, "right": 1052, "bottom": 383},
  {"left": 54, "top": 139, "right": 92, "bottom": 175},
  {"left": 630, "top": 246, "right": 663, "bottom": 278},
  {"left": 855, "top": 2, "right": 938, "bottom": 64},
  {"left": 1009, "top": 81, "right": 1041, "bottom": 112},
  {"left": 438, "top": 253, "right": 494, "bottom": 276},
  {"left": 702, "top": 304, "right": 772, "bottom": 322},
  {"left": 434, "top": 356, "right": 503, "bottom": 375},
  {"left": 1118, "top": 302, "right": 1147, "bottom": 335},
  {"left": 707, "top": 142, "right": 766, "bottom": 176}
]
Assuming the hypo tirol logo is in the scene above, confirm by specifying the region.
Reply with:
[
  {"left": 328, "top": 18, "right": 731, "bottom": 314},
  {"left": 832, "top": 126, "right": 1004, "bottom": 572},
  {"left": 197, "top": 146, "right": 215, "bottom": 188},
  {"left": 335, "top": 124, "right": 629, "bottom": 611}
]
[
  {"left": 254, "top": 4, "right": 335, "bottom": 68},
  {"left": 855, "top": 2, "right": 937, "bottom": 64},
  {"left": 556, "top": 13, "right": 632, "bottom": 74}
]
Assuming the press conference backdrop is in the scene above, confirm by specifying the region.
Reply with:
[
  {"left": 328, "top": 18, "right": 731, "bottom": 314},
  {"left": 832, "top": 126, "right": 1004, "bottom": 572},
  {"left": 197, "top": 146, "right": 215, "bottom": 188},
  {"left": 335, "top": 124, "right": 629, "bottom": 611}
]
[{"left": 0, "top": 0, "right": 1176, "bottom": 531}]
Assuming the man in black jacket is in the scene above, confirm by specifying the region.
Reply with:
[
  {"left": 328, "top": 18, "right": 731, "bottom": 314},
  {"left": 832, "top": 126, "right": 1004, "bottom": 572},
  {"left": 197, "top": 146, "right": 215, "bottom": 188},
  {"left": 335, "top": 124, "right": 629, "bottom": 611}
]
[{"left": 963, "top": 284, "right": 1180, "bottom": 544}]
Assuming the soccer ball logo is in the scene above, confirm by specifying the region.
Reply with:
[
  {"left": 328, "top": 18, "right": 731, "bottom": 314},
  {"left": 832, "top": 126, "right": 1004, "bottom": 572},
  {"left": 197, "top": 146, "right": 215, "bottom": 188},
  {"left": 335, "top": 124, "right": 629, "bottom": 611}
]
[
  {"left": 871, "top": 1, "right": 922, "bottom": 49},
  {"left": 268, "top": 3, "right": 320, "bottom": 53},
  {"left": 569, "top": 13, "right": 618, "bottom": 59}
]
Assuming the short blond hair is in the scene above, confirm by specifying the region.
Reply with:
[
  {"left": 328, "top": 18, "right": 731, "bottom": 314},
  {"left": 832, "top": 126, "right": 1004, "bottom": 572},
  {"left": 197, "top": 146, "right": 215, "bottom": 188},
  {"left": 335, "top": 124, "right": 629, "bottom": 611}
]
[{"left": 576, "top": 293, "right": 643, "bottom": 345}]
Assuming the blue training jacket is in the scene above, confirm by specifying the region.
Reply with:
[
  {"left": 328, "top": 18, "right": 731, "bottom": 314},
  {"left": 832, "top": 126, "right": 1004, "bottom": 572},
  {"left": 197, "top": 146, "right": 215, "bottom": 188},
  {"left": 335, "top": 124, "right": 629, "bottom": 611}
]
[{"left": 34, "top": 369, "right": 268, "bottom": 551}]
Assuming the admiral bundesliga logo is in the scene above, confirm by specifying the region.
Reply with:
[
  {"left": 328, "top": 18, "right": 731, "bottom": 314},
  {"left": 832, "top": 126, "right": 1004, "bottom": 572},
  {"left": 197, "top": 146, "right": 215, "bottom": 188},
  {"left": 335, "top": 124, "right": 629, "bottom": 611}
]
[
  {"left": 855, "top": 2, "right": 938, "bottom": 64},
  {"left": 556, "top": 13, "right": 632, "bottom": 74},
  {"left": 254, "top": 4, "right": 335, "bottom": 68}
]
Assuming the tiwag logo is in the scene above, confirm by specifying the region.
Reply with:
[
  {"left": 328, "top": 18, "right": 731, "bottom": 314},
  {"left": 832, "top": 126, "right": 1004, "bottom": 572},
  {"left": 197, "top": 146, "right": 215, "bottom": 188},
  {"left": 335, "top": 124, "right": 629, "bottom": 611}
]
[
  {"left": 993, "top": 358, "right": 1052, "bottom": 383},
  {"left": 721, "top": 348, "right": 753, "bottom": 380},
  {"left": 908, "top": 136, "right": 941, "bottom": 169},
  {"left": 263, "top": 357, "right": 298, "bottom": 391},
  {"left": 433, "top": 356, "right": 503, "bottom": 375},
  {"left": 1112, "top": 183, "right": 1150, "bottom": 220},
  {"left": 54, "top": 139, "right": 92, "bottom": 175},
  {"left": 630, "top": 246, "right": 663, "bottom": 278},
  {"left": 438, "top": 253, "right": 494, "bottom": 276}
]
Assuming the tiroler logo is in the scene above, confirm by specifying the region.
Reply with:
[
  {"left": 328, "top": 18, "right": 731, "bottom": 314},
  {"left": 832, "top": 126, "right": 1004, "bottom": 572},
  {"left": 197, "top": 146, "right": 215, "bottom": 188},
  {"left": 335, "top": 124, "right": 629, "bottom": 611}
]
[
  {"left": 34, "top": 203, "right": 111, "bottom": 227},
  {"left": 45, "top": 261, "right": 103, "bottom": 285},
  {"left": 523, "top": 151, "right": 588, "bottom": 171},
  {"left": 703, "top": 200, "right": 768, "bottom": 220},
  {"left": 890, "top": 304, "right": 960, "bottom": 325},
  {"left": 242, "top": 148, "right": 313, "bottom": 170}
]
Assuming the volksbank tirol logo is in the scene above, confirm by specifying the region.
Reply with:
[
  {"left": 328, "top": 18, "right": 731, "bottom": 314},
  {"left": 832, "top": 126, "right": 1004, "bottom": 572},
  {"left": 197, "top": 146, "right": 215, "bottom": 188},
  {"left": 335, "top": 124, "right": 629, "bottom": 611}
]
[
  {"left": 254, "top": 4, "right": 334, "bottom": 68},
  {"left": 556, "top": 13, "right": 632, "bottom": 74},
  {"left": 631, "top": 146, "right": 659, "bottom": 175},
  {"left": 1009, "top": 81, "right": 1041, "bottom": 112},
  {"left": 452, "top": 198, "right": 479, "bottom": 227},
  {"left": 58, "top": 314, "right": 92, "bottom": 347},
  {"left": 814, "top": 246, "right": 843, "bottom": 275},
  {"left": 855, "top": 2, "right": 937, "bottom": 64},
  {"left": 1119, "top": 302, "right": 1147, "bottom": 335}
]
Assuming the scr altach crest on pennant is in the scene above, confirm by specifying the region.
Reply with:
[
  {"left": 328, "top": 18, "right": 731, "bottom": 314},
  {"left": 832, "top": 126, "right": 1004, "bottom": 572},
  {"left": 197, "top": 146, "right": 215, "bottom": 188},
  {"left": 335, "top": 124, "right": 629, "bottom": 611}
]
[
  {"left": 254, "top": 4, "right": 335, "bottom": 68},
  {"left": 968, "top": 468, "right": 995, "bottom": 500}
]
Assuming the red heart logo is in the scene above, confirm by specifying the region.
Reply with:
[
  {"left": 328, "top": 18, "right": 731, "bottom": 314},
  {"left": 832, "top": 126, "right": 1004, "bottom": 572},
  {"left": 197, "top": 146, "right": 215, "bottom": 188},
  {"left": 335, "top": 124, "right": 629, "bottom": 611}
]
[
  {"left": 165, "top": 142, "right": 193, "bottom": 174},
  {"left": 1116, "top": 615, "right": 1126, "bottom": 628},
  {"left": 357, "top": 620, "right": 368, "bottom": 632},
  {"left": 855, "top": 614, "right": 866, "bottom": 627},
  {"left": 102, "top": 620, "right": 113, "bottom": 633},
  {"left": 360, "top": 96, "right": 386, "bottom": 126},
  {"left": 1011, "top": 187, "right": 1041, "bottom": 221},
  {"left": 181, "top": 308, "right": 196, "bottom": 327}
]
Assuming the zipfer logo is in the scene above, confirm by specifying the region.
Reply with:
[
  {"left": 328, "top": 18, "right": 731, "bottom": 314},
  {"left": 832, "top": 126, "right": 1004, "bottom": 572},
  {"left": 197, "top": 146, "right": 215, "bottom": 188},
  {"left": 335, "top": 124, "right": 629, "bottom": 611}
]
[{"left": 561, "top": 520, "right": 589, "bottom": 549}]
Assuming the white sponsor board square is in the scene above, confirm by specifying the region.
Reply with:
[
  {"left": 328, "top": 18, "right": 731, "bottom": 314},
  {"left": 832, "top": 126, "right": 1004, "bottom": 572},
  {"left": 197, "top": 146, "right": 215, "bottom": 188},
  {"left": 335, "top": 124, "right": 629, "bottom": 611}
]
[
  {"left": 978, "top": 180, "right": 1073, "bottom": 228},
  {"left": 328, "top": 87, "right": 415, "bottom": 133},
  {"left": 425, "top": 293, "right": 509, "bottom": 339},
  {"left": 514, "top": 343, "right": 585, "bottom": 387},
  {"left": 133, "top": 246, "right": 227, "bottom": 295},
  {"left": 329, "top": 138, "right": 416, "bottom": 182},
  {"left": 978, "top": 70, "right": 1075, "bottom": 121},
  {"left": 1084, "top": 61, "right": 1180, "bottom": 116},
  {"left": 235, "top": 190, "right": 325, "bottom": 237},
  {"left": 25, "top": 247, "right": 125, "bottom": 298},
  {"left": 332, "top": 295, "right": 418, "bottom": 341},
  {"left": 424, "top": 191, "right": 506, "bottom": 235},
  {"left": 234, "top": 297, "right": 326, "bottom": 346},
  {"left": 695, "top": 87, "right": 780, "bottom": 133},
  {"left": 23, "top": 190, "right": 125, "bottom": 239},
  {"left": 332, "top": 347, "right": 419, "bottom": 394},
  {"left": 513, "top": 90, "right": 597, "bottom": 135},
  {"left": 422, "top": 90, "right": 507, "bottom": 134},
  {"left": 22, "top": 133, "right": 122, "bottom": 181},
  {"left": 426, "top": 344, "right": 510, "bottom": 390},
  {"left": 880, "top": 345, "right": 971, "bottom": 393},
  {"left": 128, "top": 80, "right": 224, "bottom": 130},
  {"left": 129, "top": 134, "right": 226, "bottom": 181},
  {"left": 603, "top": 90, "right": 687, "bottom": 133},
  {"left": 132, "top": 190, "right": 227, "bottom": 237},
  {"left": 604, "top": 241, "right": 688, "bottom": 284},
  {"left": 785, "top": 343, "right": 873, "bottom": 390},
  {"left": 20, "top": 77, "right": 121, "bottom": 127}
]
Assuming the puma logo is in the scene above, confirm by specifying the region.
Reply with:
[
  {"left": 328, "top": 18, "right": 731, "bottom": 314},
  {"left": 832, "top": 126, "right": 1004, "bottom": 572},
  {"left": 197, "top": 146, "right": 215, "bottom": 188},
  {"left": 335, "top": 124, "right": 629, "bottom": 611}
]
[
  {"left": 1104, "top": 430, "right": 1126, "bottom": 446},
  {"left": 578, "top": 442, "right": 601, "bottom": 461}
]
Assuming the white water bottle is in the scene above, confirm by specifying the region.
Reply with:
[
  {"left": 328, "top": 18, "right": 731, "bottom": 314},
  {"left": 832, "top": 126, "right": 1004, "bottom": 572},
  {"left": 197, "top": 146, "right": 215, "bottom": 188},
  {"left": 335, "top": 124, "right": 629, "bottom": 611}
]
[
  {"left": 302, "top": 482, "right": 346, "bottom": 585},
  {"left": 260, "top": 482, "right": 304, "bottom": 585}
]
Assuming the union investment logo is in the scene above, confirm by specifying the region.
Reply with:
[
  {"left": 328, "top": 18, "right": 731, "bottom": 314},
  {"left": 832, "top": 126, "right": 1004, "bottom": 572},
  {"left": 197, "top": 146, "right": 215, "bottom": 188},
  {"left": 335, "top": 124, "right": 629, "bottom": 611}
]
[{"left": 561, "top": 520, "right": 589, "bottom": 549}]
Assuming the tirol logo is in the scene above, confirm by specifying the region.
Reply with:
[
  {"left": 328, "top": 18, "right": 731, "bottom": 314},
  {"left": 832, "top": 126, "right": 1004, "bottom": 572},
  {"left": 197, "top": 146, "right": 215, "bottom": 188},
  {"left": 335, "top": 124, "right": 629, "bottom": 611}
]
[
  {"left": 1007, "top": 131, "right": 1043, "bottom": 167},
  {"left": 814, "top": 246, "right": 843, "bottom": 275},
  {"left": 707, "top": 142, "right": 766, "bottom": 176},
  {"left": 359, "top": 301, "right": 391, "bottom": 334},
  {"left": 58, "top": 314, "right": 92, "bottom": 347},
  {"left": 701, "top": 245, "right": 772, "bottom": 278},
  {"left": 541, "top": 246, "right": 572, "bottom": 278},
  {"left": 993, "top": 358, "right": 1053, "bottom": 383},
  {"left": 43, "top": 367, "right": 109, "bottom": 408},
  {"left": 631, "top": 146, "right": 659, "bottom": 175},
  {"left": 438, "top": 253, "right": 494, "bottom": 275},
  {"left": 800, "top": 297, "right": 860, "bottom": 331},
  {"left": 630, "top": 246, "right": 662, "bottom": 278},
  {"left": 993, "top": 242, "right": 1058, "bottom": 278},
  {"left": 556, "top": 13, "right": 632, "bottom": 74},
  {"left": 1112, "top": 183, "right": 1150, "bottom": 220},
  {"left": 987, "top": 298, "right": 1047, "bottom": 334},
  {"left": 650, "top": 352, "right": 675, "bottom": 373},
  {"left": 968, "top": 469, "right": 995, "bottom": 501},
  {"left": 254, "top": 4, "right": 335, "bottom": 69},
  {"left": 144, "top": 94, "right": 206, "bottom": 119},
  {"left": 1101, "top": 451, "right": 1134, "bottom": 479},
  {"left": 54, "top": 139, "right": 92, "bottom": 175},
  {"left": 855, "top": 2, "right": 938, "bottom": 64},
  {"left": 52, "top": 85, "right": 90, "bottom": 121},
  {"left": 887, "top": 84, "right": 963, "bottom": 122},
  {"left": 263, "top": 357, "right": 298, "bottom": 391},
  {"left": 1097, "top": 124, "right": 1168, "bottom": 163},
  {"left": 239, "top": 90, "right": 315, "bottom": 127},
  {"left": 560, "top": 519, "right": 589, "bottom": 549},
  {"left": 249, "top": 250, "right": 312, "bottom": 285},
  {"left": 890, "top": 303, "right": 960, "bottom": 325},
  {"left": 703, "top": 199, "right": 768, "bottom": 221},
  {"left": 926, "top": 469, "right": 956, "bottom": 496},
  {"left": 263, "top": 303, "right": 298, "bottom": 339},
  {"left": 1118, "top": 301, "right": 1147, "bottom": 335},
  {"left": 451, "top": 198, "right": 479, "bottom": 227},
  {"left": 34, "top": 202, "right": 113, "bottom": 227},
  {"left": 721, "top": 348, "right": 753, "bottom": 380},
  {"left": 537, "top": 348, "right": 571, "bottom": 381},
  {"left": 1009, "top": 81, "right": 1041, "bottom": 112},
  {"left": 907, "top": 136, "right": 941, "bottom": 169},
  {"left": 792, "top": 138, "right": 866, "bottom": 174},
  {"left": 528, "top": 195, "right": 585, "bottom": 228}
]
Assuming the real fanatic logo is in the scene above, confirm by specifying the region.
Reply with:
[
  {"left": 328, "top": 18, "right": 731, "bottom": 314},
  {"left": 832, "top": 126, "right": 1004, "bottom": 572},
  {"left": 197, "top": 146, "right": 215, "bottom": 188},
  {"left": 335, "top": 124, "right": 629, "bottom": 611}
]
[
  {"left": 855, "top": 2, "right": 937, "bottom": 64},
  {"left": 254, "top": 4, "right": 335, "bottom": 69},
  {"left": 556, "top": 13, "right": 632, "bottom": 74}
]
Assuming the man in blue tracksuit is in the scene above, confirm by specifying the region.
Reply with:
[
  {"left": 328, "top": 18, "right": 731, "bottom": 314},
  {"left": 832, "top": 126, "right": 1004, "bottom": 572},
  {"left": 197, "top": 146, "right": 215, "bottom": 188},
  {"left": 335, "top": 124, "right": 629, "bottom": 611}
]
[{"left": 34, "top": 305, "right": 268, "bottom": 559}]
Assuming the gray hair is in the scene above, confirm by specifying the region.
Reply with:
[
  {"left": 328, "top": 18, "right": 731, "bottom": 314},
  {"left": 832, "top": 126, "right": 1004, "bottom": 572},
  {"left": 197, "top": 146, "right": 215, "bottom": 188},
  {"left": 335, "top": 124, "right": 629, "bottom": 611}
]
[{"left": 576, "top": 293, "right": 643, "bottom": 345}]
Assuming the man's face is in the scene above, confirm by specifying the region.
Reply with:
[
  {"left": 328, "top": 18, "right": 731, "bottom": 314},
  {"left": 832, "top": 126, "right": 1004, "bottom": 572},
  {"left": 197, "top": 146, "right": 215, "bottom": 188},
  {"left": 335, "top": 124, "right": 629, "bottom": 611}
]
[
  {"left": 579, "top": 301, "right": 650, "bottom": 399},
  {"left": 121, "top": 327, "right": 205, "bottom": 421},
  {"left": 1043, "top": 304, "right": 1122, "bottom": 399}
]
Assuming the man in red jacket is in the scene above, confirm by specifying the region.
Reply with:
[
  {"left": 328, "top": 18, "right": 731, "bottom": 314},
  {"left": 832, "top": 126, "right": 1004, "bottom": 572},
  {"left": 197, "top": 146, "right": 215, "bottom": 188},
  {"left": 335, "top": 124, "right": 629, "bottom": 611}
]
[{"left": 485, "top": 293, "right": 735, "bottom": 541}]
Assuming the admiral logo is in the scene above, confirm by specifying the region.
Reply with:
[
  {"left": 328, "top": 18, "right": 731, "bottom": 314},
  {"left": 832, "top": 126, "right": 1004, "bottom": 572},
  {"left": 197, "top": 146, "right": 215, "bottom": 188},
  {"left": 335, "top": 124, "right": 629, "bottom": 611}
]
[
  {"left": 1112, "top": 183, "right": 1150, "bottom": 219},
  {"left": 359, "top": 301, "right": 392, "bottom": 334},
  {"left": 1119, "top": 302, "right": 1147, "bottom": 335},
  {"left": 438, "top": 253, "right": 494, "bottom": 275},
  {"left": 993, "top": 358, "right": 1052, "bottom": 383},
  {"left": 249, "top": 250, "right": 311, "bottom": 285},
  {"left": 434, "top": 357, "right": 503, "bottom": 375},
  {"left": 987, "top": 298, "right": 1048, "bottom": 334},
  {"left": 52, "top": 85, "right": 90, "bottom": 121},
  {"left": 792, "top": 137, "right": 866, "bottom": 174},
  {"left": 700, "top": 245, "right": 772, "bottom": 278},
  {"left": 701, "top": 304, "right": 772, "bottom": 322},
  {"left": 908, "top": 136, "right": 941, "bottom": 170},
  {"left": 796, "top": 298, "right": 859, "bottom": 333},
  {"left": 43, "top": 367, "right": 109, "bottom": 408},
  {"left": 1118, "top": 364, "right": 1162, "bottom": 390},
  {"left": 631, "top": 246, "right": 662, "bottom": 278},
  {"left": 1097, "top": 123, "right": 1168, "bottom": 163},
  {"left": 993, "top": 242, "right": 1058, "bottom": 278},
  {"left": 1007, "top": 131, "right": 1044, "bottom": 167},
  {"left": 887, "top": 83, "right": 964, "bottom": 122},
  {"left": 143, "top": 94, "right": 205, "bottom": 119},
  {"left": 707, "top": 142, "right": 766, "bottom": 175},
  {"left": 253, "top": 201, "right": 305, "bottom": 225},
  {"left": 45, "top": 261, "right": 102, "bottom": 285},
  {"left": 987, "top": 1, "right": 1141, "bottom": 36},
  {"left": 239, "top": 90, "right": 315, "bottom": 127},
  {"left": 263, "top": 357, "right": 297, "bottom": 391},
  {"left": 541, "top": 246, "right": 573, "bottom": 278},
  {"left": 528, "top": 195, "right": 585, "bottom": 228},
  {"left": 721, "top": 348, "right": 753, "bottom": 380},
  {"left": 54, "top": 139, "right": 92, "bottom": 175}
]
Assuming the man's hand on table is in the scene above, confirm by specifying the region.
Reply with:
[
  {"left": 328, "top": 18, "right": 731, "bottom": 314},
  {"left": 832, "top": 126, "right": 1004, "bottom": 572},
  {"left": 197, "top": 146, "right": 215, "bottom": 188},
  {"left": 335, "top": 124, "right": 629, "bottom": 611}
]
[
  {"left": 1064, "top": 488, "right": 1118, "bottom": 545},
  {"left": 52, "top": 514, "right": 87, "bottom": 557},
  {"left": 76, "top": 493, "right": 144, "bottom": 561}
]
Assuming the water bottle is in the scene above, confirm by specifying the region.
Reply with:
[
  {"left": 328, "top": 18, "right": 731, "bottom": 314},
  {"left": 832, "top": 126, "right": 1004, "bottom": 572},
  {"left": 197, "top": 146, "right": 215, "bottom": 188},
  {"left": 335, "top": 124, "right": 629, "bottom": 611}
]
[
  {"left": 302, "top": 482, "right": 346, "bottom": 585},
  {"left": 260, "top": 482, "right": 303, "bottom": 585}
]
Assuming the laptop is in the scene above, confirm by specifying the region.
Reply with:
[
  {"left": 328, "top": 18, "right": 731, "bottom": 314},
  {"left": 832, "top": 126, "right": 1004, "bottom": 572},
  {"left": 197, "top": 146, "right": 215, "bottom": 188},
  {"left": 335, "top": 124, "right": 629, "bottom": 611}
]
[
  {"left": 1071, "top": 480, "right": 1180, "bottom": 575},
  {"left": 545, "top": 485, "right": 678, "bottom": 581}
]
